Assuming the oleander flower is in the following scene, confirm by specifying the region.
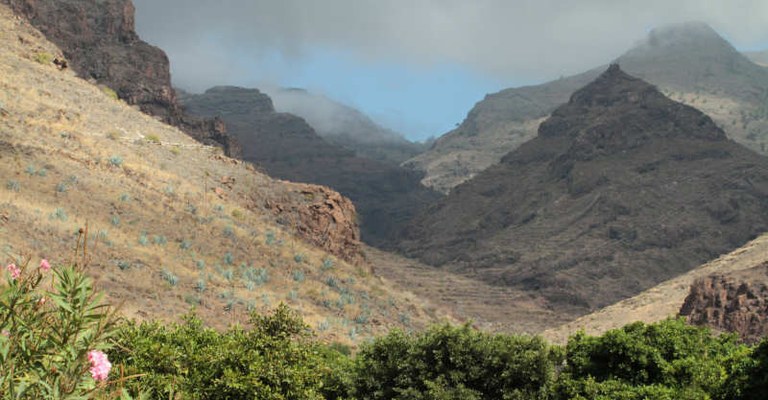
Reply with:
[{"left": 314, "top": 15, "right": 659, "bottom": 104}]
[
  {"left": 39, "top": 259, "right": 51, "bottom": 272},
  {"left": 87, "top": 350, "right": 111, "bottom": 382},
  {"left": 6, "top": 263, "right": 20, "bottom": 280}
]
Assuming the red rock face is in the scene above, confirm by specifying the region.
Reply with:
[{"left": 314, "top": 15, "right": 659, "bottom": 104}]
[
  {"left": 1, "top": 0, "right": 239, "bottom": 156},
  {"left": 262, "top": 184, "right": 366, "bottom": 266},
  {"left": 680, "top": 262, "right": 768, "bottom": 343}
]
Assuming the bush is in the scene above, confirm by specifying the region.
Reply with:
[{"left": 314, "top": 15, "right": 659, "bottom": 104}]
[
  {"left": 555, "top": 318, "right": 750, "bottom": 399},
  {"left": 0, "top": 258, "right": 121, "bottom": 398},
  {"left": 111, "top": 304, "right": 352, "bottom": 399},
  {"left": 108, "top": 156, "right": 123, "bottom": 167},
  {"left": 352, "top": 324, "right": 556, "bottom": 399}
]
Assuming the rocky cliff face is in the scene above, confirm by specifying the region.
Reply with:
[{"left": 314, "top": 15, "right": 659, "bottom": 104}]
[
  {"left": 181, "top": 86, "right": 441, "bottom": 246},
  {"left": 399, "top": 65, "right": 768, "bottom": 316},
  {"left": 680, "top": 263, "right": 768, "bottom": 343},
  {"left": 1, "top": 0, "right": 240, "bottom": 156},
  {"left": 263, "top": 184, "right": 365, "bottom": 265}
]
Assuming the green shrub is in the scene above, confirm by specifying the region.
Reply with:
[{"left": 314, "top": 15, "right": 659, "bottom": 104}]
[
  {"left": 352, "top": 324, "right": 556, "bottom": 399},
  {"left": 555, "top": 318, "right": 750, "bottom": 399},
  {"left": 101, "top": 86, "right": 119, "bottom": 100},
  {"left": 108, "top": 156, "right": 123, "bottom": 167},
  {"left": 34, "top": 52, "right": 53, "bottom": 65},
  {"left": 0, "top": 258, "right": 122, "bottom": 398},
  {"left": 6, "top": 180, "right": 20, "bottom": 192},
  {"left": 111, "top": 304, "right": 352, "bottom": 399},
  {"left": 144, "top": 134, "right": 161, "bottom": 144}
]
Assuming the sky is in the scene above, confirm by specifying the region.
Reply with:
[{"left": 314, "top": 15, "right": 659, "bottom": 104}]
[{"left": 132, "top": 0, "right": 768, "bottom": 142}]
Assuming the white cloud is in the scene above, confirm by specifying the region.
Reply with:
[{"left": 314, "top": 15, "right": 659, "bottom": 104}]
[{"left": 132, "top": 0, "right": 768, "bottom": 90}]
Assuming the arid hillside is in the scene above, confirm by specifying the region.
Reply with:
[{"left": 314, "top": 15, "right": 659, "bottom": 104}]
[
  {"left": 0, "top": 3, "right": 449, "bottom": 345},
  {"left": 543, "top": 233, "right": 768, "bottom": 344},
  {"left": 0, "top": 0, "right": 240, "bottom": 156}
]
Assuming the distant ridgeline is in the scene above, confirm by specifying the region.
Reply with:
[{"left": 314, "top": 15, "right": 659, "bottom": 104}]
[
  {"left": 407, "top": 21, "right": 768, "bottom": 193},
  {"left": 180, "top": 86, "right": 441, "bottom": 246}
]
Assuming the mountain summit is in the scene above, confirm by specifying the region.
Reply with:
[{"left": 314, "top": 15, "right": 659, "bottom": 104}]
[
  {"left": 541, "top": 64, "right": 726, "bottom": 151},
  {"left": 398, "top": 66, "right": 768, "bottom": 321},
  {"left": 407, "top": 21, "right": 768, "bottom": 193}
]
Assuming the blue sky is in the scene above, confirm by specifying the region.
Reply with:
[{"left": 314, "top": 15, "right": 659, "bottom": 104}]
[
  {"left": 249, "top": 48, "right": 509, "bottom": 141},
  {"left": 133, "top": 0, "right": 768, "bottom": 143}
]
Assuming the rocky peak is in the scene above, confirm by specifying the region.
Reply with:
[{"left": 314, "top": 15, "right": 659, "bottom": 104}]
[{"left": 536, "top": 65, "right": 726, "bottom": 159}]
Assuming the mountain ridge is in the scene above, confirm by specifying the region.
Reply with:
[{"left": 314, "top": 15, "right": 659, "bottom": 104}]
[
  {"left": 407, "top": 21, "right": 768, "bottom": 193},
  {"left": 180, "top": 85, "right": 442, "bottom": 246},
  {"left": 398, "top": 65, "right": 768, "bottom": 321}
]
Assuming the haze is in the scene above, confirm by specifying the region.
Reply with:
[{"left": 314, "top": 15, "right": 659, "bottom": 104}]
[{"left": 133, "top": 0, "right": 768, "bottom": 141}]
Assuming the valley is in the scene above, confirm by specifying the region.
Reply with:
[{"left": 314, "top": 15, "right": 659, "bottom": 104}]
[{"left": 1, "top": 0, "right": 768, "bottom": 389}]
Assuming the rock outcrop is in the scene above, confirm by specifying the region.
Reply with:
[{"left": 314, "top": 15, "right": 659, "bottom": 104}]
[
  {"left": 1, "top": 0, "right": 240, "bottom": 156},
  {"left": 398, "top": 65, "right": 768, "bottom": 316},
  {"left": 680, "top": 263, "right": 768, "bottom": 343},
  {"left": 264, "top": 184, "right": 365, "bottom": 265},
  {"left": 181, "top": 86, "right": 441, "bottom": 246}
]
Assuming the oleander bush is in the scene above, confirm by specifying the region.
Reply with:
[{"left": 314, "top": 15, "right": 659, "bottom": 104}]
[{"left": 0, "top": 257, "right": 125, "bottom": 399}]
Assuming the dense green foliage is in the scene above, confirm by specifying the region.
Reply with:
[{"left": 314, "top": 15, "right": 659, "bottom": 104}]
[
  {"left": 554, "top": 319, "right": 752, "bottom": 399},
  {"left": 351, "top": 324, "right": 557, "bottom": 399},
  {"left": 111, "top": 304, "right": 353, "bottom": 399},
  {"left": 0, "top": 259, "right": 123, "bottom": 399},
  {"left": 3, "top": 260, "right": 768, "bottom": 399}
]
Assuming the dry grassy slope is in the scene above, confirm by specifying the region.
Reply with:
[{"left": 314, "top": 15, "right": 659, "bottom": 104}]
[
  {"left": 0, "top": 5, "right": 450, "bottom": 345},
  {"left": 542, "top": 233, "right": 768, "bottom": 344},
  {"left": 366, "top": 246, "right": 569, "bottom": 334}
]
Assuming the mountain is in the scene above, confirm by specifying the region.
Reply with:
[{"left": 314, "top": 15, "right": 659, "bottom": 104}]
[
  {"left": 744, "top": 50, "right": 768, "bottom": 67},
  {"left": 408, "top": 22, "right": 768, "bottom": 193},
  {"left": 0, "top": 0, "right": 240, "bottom": 156},
  {"left": 179, "top": 86, "right": 441, "bottom": 246},
  {"left": 0, "top": 2, "right": 451, "bottom": 344},
  {"left": 265, "top": 88, "right": 428, "bottom": 164},
  {"left": 398, "top": 65, "right": 768, "bottom": 319}
]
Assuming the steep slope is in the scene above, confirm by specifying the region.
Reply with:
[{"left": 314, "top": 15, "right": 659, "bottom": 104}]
[
  {"left": 399, "top": 65, "right": 768, "bottom": 319},
  {"left": 0, "top": 4, "right": 448, "bottom": 345},
  {"left": 0, "top": 0, "right": 240, "bottom": 156},
  {"left": 409, "top": 22, "right": 768, "bottom": 193},
  {"left": 179, "top": 87, "right": 441, "bottom": 246},
  {"left": 266, "top": 88, "right": 427, "bottom": 164}
]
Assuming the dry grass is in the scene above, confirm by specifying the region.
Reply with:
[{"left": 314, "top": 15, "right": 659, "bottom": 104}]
[
  {"left": 367, "top": 246, "right": 569, "bottom": 334},
  {"left": 542, "top": 233, "right": 768, "bottom": 344},
  {"left": 0, "top": 4, "right": 449, "bottom": 346}
]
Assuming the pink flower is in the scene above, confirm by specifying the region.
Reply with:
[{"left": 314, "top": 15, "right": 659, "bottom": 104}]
[
  {"left": 6, "top": 263, "right": 20, "bottom": 280},
  {"left": 87, "top": 350, "right": 111, "bottom": 382},
  {"left": 1, "top": 330, "right": 9, "bottom": 337},
  {"left": 39, "top": 259, "right": 51, "bottom": 272}
]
